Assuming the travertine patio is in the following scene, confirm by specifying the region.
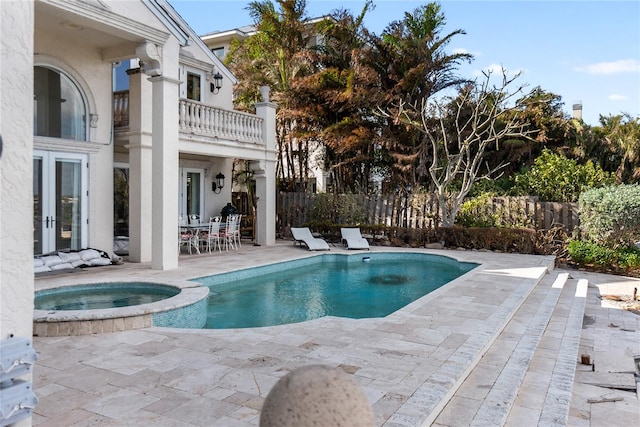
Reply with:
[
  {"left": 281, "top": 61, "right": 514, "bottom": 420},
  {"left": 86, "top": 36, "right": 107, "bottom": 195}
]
[{"left": 32, "top": 242, "right": 640, "bottom": 426}]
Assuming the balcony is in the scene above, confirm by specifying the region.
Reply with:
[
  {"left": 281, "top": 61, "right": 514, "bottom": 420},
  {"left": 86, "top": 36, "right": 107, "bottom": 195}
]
[{"left": 113, "top": 90, "right": 264, "bottom": 145}]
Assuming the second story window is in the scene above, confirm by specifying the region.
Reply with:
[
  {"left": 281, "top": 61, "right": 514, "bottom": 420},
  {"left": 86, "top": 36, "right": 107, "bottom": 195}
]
[
  {"left": 34, "top": 66, "right": 87, "bottom": 141},
  {"left": 186, "top": 72, "right": 201, "bottom": 101},
  {"left": 211, "top": 47, "right": 225, "bottom": 59}
]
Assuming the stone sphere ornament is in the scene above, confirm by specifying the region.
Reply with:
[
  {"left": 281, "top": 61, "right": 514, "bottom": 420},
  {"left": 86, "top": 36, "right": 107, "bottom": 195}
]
[{"left": 260, "top": 365, "right": 375, "bottom": 427}]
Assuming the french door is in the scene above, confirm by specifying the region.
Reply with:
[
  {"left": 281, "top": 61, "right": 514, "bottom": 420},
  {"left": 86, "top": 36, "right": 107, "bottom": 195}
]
[
  {"left": 33, "top": 150, "right": 88, "bottom": 255},
  {"left": 179, "top": 168, "right": 204, "bottom": 221}
]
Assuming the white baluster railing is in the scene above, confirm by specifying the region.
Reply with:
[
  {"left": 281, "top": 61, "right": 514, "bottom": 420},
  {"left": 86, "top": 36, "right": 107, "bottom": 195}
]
[
  {"left": 114, "top": 92, "right": 264, "bottom": 146},
  {"left": 178, "top": 98, "right": 263, "bottom": 145}
]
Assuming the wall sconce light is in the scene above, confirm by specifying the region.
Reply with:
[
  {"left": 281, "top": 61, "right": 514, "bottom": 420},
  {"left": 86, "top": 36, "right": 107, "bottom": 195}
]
[
  {"left": 209, "top": 71, "right": 223, "bottom": 94},
  {"left": 212, "top": 172, "right": 225, "bottom": 193}
]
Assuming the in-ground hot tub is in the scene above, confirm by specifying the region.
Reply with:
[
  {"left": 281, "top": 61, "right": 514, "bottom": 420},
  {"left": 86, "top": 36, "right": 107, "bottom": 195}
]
[{"left": 33, "top": 280, "right": 209, "bottom": 337}]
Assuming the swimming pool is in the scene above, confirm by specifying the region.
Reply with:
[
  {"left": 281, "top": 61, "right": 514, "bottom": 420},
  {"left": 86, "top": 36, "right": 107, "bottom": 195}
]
[
  {"left": 33, "top": 280, "right": 209, "bottom": 337},
  {"left": 196, "top": 253, "right": 477, "bottom": 328},
  {"left": 35, "top": 282, "right": 180, "bottom": 310}
]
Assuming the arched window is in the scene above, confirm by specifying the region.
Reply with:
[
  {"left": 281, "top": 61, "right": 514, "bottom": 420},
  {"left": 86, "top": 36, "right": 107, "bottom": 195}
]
[{"left": 34, "top": 66, "right": 87, "bottom": 141}]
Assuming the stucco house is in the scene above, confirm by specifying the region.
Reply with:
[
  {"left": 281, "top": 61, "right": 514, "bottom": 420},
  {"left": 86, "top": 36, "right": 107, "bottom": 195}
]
[
  {"left": 30, "top": 0, "right": 277, "bottom": 271},
  {"left": 1, "top": 0, "right": 277, "bottom": 393}
]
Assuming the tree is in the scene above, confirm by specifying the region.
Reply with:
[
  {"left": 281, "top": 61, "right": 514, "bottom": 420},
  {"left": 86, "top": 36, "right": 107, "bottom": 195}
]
[
  {"left": 512, "top": 149, "right": 616, "bottom": 202},
  {"left": 367, "top": 3, "right": 473, "bottom": 189},
  {"left": 387, "top": 70, "right": 536, "bottom": 226},
  {"left": 294, "top": 1, "right": 381, "bottom": 193},
  {"left": 484, "top": 87, "right": 573, "bottom": 176},
  {"left": 598, "top": 114, "right": 640, "bottom": 183},
  {"left": 226, "top": 0, "right": 318, "bottom": 190}
]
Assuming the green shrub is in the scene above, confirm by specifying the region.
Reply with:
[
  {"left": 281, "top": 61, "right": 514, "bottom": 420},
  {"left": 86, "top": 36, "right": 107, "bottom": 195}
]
[
  {"left": 456, "top": 194, "right": 535, "bottom": 228},
  {"left": 567, "top": 240, "right": 590, "bottom": 263},
  {"left": 568, "top": 240, "right": 616, "bottom": 266},
  {"left": 568, "top": 240, "right": 640, "bottom": 269},
  {"left": 618, "top": 248, "right": 640, "bottom": 269},
  {"left": 578, "top": 184, "right": 640, "bottom": 248},
  {"left": 456, "top": 193, "right": 502, "bottom": 227},
  {"left": 512, "top": 149, "right": 616, "bottom": 202}
]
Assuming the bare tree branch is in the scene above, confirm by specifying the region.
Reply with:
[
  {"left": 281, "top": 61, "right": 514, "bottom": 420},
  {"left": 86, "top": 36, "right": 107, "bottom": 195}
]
[{"left": 381, "top": 68, "right": 538, "bottom": 226}]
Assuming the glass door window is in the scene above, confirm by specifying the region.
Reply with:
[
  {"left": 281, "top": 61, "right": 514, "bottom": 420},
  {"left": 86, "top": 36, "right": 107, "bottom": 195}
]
[
  {"left": 179, "top": 168, "right": 204, "bottom": 221},
  {"left": 34, "top": 150, "right": 87, "bottom": 255},
  {"left": 186, "top": 72, "right": 201, "bottom": 101},
  {"left": 113, "top": 166, "right": 129, "bottom": 236},
  {"left": 34, "top": 66, "right": 87, "bottom": 141}
]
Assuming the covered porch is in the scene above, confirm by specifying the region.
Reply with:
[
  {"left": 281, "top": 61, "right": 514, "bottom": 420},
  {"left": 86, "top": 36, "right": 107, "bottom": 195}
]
[{"left": 113, "top": 81, "right": 277, "bottom": 269}]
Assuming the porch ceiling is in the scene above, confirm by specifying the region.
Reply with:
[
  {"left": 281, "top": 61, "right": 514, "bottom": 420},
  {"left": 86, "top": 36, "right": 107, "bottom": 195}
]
[{"left": 35, "top": 1, "right": 169, "bottom": 61}]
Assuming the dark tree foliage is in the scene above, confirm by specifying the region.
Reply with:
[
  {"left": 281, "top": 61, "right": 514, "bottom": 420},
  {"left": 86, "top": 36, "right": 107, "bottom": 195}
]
[
  {"left": 295, "top": 1, "right": 381, "bottom": 193},
  {"left": 475, "top": 87, "right": 576, "bottom": 176},
  {"left": 364, "top": 3, "right": 473, "bottom": 190},
  {"left": 226, "top": 0, "right": 318, "bottom": 191},
  {"left": 225, "top": 0, "right": 639, "bottom": 199}
]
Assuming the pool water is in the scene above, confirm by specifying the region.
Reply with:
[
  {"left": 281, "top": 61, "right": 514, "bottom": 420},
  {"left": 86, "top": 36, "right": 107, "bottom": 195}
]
[
  {"left": 197, "top": 253, "right": 476, "bottom": 329},
  {"left": 35, "top": 282, "right": 181, "bottom": 311}
]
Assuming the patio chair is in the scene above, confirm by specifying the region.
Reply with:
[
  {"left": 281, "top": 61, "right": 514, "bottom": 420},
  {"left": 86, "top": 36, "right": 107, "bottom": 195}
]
[
  {"left": 221, "top": 214, "right": 241, "bottom": 251},
  {"left": 290, "top": 227, "right": 330, "bottom": 251},
  {"left": 340, "top": 228, "right": 370, "bottom": 250},
  {"left": 205, "top": 216, "right": 223, "bottom": 253},
  {"left": 178, "top": 216, "right": 199, "bottom": 254}
]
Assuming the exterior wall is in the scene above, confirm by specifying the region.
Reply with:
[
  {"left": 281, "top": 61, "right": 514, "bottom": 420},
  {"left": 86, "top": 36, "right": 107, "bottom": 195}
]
[
  {"left": 178, "top": 58, "right": 235, "bottom": 110},
  {"left": 34, "top": 29, "right": 115, "bottom": 253},
  {"left": 1, "top": 0, "right": 35, "bottom": 337},
  {"left": 1, "top": 8, "right": 35, "bottom": 426},
  {"left": 179, "top": 157, "right": 233, "bottom": 220}
]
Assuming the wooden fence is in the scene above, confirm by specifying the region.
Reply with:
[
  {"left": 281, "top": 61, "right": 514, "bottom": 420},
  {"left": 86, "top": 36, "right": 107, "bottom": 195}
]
[{"left": 277, "top": 192, "right": 579, "bottom": 232}]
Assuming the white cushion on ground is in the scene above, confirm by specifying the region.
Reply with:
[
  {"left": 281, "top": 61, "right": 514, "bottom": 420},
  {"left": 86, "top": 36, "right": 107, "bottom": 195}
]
[
  {"left": 49, "top": 262, "right": 74, "bottom": 271},
  {"left": 58, "top": 251, "right": 82, "bottom": 263},
  {"left": 34, "top": 265, "right": 51, "bottom": 273},
  {"left": 34, "top": 258, "right": 44, "bottom": 268},
  {"left": 41, "top": 255, "right": 64, "bottom": 267},
  {"left": 71, "top": 259, "right": 88, "bottom": 268},
  {"left": 88, "top": 257, "right": 111, "bottom": 266},
  {"left": 79, "top": 249, "right": 101, "bottom": 261}
]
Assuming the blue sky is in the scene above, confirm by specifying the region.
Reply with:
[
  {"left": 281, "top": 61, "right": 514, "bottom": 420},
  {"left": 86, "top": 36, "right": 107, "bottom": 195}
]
[{"left": 169, "top": 0, "right": 640, "bottom": 126}]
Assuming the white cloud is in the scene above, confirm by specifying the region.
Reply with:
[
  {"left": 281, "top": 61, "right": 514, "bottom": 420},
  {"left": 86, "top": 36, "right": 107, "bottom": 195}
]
[
  {"left": 608, "top": 94, "right": 628, "bottom": 101},
  {"left": 574, "top": 59, "right": 640, "bottom": 75}
]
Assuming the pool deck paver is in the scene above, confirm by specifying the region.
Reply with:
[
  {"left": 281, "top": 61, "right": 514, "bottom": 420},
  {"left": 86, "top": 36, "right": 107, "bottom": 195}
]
[{"left": 32, "top": 242, "right": 640, "bottom": 426}]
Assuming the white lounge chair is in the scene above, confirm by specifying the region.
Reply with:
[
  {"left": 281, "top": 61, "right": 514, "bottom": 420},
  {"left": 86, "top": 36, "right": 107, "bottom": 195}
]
[
  {"left": 340, "top": 228, "right": 370, "bottom": 250},
  {"left": 290, "top": 227, "right": 330, "bottom": 251}
]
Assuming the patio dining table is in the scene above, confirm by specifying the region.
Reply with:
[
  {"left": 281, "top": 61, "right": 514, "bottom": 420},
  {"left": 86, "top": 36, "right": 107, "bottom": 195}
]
[{"left": 179, "top": 223, "right": 209, "bottom": 254}]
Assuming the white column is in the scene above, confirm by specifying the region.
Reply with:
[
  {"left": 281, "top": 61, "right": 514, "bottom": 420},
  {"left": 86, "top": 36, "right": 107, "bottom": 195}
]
[
  {"left": 125, "top": 68, "right": 153, "bottom": 262},
  {"left": 254, "top": 97, "right": 277, "bottom": 246},
  {"left": 252, "top": 160, "right": 276, "bottom": 246},
  {"left": 140, "top": 40, "right": 181, "bottom": 270}
]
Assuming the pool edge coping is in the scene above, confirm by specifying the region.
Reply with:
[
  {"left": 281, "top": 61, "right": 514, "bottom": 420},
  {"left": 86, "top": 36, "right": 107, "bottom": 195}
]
[{"left": 33, "top": 279, "right": 208, "bottom": 323}]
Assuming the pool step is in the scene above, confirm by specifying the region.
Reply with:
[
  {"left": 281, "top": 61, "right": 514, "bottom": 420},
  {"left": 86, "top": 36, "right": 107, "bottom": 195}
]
[
  {"left": 432, "top": 271, "right": 587, "bottom": 426},
  {"left": 505, "top": 276, "right": 587, "bottom": 426}
]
